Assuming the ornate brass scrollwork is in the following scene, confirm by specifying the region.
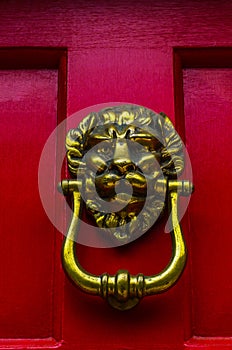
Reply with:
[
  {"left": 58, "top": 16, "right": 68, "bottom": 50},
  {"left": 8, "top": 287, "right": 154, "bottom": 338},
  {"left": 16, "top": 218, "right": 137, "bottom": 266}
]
[{"left": 59, "top": 105, "right": 193, "bottom": 310}]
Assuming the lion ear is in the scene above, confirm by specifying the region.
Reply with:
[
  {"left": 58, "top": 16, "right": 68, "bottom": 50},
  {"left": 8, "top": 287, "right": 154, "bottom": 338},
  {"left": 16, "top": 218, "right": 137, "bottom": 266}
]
[{"left": 158, "top": 112, "right": 184, "bottom": 178}]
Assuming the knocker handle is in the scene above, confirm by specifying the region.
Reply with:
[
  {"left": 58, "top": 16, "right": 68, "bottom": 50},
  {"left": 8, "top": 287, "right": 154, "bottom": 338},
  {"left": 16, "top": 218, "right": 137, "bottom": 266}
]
[{"left": 60, "top": 179, "right": 193, "bottom": 310}]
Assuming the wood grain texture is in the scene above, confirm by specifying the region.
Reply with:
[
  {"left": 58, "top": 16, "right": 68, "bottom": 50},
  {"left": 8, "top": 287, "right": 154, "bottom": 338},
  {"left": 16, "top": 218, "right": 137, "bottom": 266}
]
[{"left": 0, "top": 0, "right": 231, "bottom": 48}]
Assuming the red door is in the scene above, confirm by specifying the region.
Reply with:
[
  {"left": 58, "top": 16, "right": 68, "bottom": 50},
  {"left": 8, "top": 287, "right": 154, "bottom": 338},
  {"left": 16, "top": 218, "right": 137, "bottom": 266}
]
[{"left": 0, "top": 2, "right": 232, "bottom": 349}]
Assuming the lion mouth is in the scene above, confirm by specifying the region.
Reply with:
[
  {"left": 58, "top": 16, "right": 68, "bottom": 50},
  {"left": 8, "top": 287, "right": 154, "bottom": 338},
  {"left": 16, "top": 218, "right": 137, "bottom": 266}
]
[
  {"left": 94, "top": 170, "right": 148, "bottom": 199},
  {"left": 83, "top": 167, "right": 165, "bottom": 244}
]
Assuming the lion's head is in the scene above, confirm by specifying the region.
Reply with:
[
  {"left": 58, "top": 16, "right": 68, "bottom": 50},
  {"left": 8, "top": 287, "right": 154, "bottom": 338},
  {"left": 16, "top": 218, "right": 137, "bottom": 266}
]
[{"left": 66, "top": 105, "right": 184, "bottom": 243}]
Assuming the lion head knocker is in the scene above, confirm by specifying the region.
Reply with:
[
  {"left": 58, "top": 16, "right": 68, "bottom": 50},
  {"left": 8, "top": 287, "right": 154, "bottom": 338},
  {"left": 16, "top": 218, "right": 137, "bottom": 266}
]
[
  {"left": 65, "top": 105, "right": 184, "bottom": 244},
  {"left": 59, "top": 104, "right": 193, "bottom": 310}
]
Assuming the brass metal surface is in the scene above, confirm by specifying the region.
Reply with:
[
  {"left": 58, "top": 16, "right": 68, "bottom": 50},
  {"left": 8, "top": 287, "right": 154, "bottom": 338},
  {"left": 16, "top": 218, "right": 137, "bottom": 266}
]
[{"left": 60, "top": 105, "right": 193, "bottom": 310}]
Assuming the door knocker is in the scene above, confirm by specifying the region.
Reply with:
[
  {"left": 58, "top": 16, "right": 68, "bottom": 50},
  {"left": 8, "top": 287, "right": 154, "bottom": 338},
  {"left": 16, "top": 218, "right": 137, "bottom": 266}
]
[{"left": 59, "top": 104, "right": 193, "bottom": 310}]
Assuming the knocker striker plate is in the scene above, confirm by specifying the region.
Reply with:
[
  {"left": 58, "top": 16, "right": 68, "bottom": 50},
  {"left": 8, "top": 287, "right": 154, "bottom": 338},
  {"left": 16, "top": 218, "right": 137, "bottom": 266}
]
[{"left": 59, "top": 104, "right": 193, "bottom": 310}]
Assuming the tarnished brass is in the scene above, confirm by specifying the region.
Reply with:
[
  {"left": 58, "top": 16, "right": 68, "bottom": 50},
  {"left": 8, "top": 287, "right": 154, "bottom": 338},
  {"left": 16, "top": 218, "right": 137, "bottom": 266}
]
[{"left": 60, "top": 105, "right": 193, "bottom": 310}]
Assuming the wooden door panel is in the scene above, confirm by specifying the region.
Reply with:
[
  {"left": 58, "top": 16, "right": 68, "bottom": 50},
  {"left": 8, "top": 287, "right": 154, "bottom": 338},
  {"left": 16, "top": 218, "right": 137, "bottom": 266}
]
[
  {"left": 174, "top": 49, "right": 232, "bottom": 348},
  {"left": 0, "top": 49, "right": 66, "bottom": 346},
  {"left": 184, "top": 68, "right": 232, "bottom": 336},
  {"left": 0, "top": 69, "right": 57, "bottom": 338}
]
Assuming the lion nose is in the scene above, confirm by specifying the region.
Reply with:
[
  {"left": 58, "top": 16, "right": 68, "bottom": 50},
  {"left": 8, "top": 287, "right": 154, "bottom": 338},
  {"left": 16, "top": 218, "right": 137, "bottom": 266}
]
[
  {"left": 111, "top": 159, "right": 136, "bottom": 174},
  {"left": 110, "top": 140, "right": 135, "bottom": 174}
]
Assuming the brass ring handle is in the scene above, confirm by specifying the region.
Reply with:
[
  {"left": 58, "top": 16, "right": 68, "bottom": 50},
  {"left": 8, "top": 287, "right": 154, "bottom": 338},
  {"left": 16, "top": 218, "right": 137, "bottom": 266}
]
[{"left": 60, "top": 179, "right": 193, "bottom": 310}]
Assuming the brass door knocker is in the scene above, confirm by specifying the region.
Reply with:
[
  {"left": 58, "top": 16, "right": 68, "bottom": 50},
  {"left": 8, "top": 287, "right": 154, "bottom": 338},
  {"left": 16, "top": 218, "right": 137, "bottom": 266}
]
[{"left": 59, "top": 105, "right": 193, "bottom": 310}]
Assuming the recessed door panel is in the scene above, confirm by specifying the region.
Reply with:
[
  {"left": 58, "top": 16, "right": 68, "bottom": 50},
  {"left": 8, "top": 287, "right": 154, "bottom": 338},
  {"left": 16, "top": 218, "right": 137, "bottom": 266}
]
[
  {"left": 0, "top": 69, "right": 58, "bottom": 338},
  {"left": 184, "top": 68, "right": 232, "bottom": 337}
]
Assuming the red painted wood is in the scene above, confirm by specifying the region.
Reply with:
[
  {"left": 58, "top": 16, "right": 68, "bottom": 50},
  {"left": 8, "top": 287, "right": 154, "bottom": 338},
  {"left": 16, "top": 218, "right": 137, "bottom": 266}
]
[
  {"left": 184, "top": 68, "right": 232, "bottom": 337},
  {"left": 185, "top": 336, "right": 232, "bottom": 349},
  {"left": 0, "top": 1, "right": 232, "bottom": 349},
  {"left": 0, "top": 50, "right": 66, "bottom": 345},
  {"left": 0, "top": 69, "right": 58, "bottom": 338},
  {"left": 174, "top": 49, "right": 232, "bottom": 349},
  {"left": 64, "top": 48, "right": 185, "bottom": 350}
]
